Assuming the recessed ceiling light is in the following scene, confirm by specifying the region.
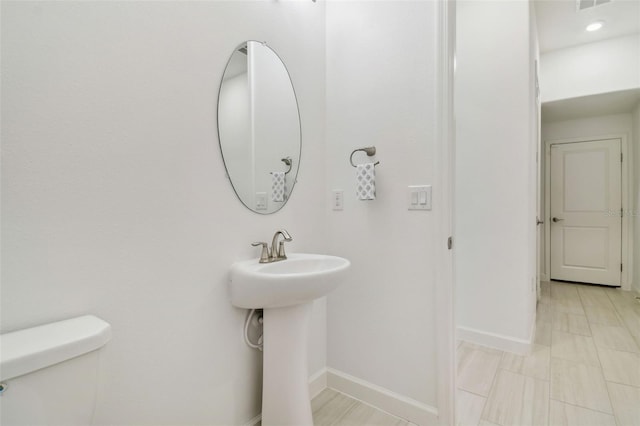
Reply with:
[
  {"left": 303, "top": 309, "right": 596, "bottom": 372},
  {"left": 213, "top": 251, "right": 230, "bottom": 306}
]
[{"left": 586, "top": 21, "right": 604, "bottom": 32}]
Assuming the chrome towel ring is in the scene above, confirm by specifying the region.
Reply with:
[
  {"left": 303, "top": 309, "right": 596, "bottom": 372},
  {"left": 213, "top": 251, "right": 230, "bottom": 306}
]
[{"left": 349, "top": 147, "right": 380, "bottom": 168}]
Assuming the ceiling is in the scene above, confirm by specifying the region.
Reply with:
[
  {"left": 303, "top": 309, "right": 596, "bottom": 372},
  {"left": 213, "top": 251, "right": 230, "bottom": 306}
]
[
  {"left": 536, "top": 0, "right": 640, "bottom": 122},
  {"left": 535, "top": 0, "right": 640, "bottom": 52}
]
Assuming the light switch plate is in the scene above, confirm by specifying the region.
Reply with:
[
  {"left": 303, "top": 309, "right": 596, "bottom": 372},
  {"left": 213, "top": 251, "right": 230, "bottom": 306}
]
[{"left": 408, "top": 185, "right": 432, "bottom": 210}]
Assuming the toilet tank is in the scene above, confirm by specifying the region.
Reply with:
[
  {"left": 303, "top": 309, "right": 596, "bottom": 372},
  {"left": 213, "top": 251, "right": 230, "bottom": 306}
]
[{"left": 0, "top": 316, "right": 112, "bottom": 426}]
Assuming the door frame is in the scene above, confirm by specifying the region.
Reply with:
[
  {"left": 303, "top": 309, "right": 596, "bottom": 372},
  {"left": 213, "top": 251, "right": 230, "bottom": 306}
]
[
  {"left": 434, "top": 0, "right": 456, "bottom": 424},
  {"left": 543, "top": 134, "right": 633, "bottom": 290}
]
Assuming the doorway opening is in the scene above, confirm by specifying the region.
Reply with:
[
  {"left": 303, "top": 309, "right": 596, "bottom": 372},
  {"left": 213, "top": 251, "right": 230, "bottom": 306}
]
[
  {"left": 541, "top": 123, "right": 635, "bottom": 290},
  {"left": 544, "top": 137, "right": 628, "bottom": 287}
]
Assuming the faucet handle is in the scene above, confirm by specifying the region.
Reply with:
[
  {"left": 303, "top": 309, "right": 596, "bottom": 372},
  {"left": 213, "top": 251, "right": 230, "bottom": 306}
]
[
  {"left": 277, "top": 241, "right": 288, "bottom": 260},
  {"left": 251, "top": 242, "right": 270, "bottom": 263}
]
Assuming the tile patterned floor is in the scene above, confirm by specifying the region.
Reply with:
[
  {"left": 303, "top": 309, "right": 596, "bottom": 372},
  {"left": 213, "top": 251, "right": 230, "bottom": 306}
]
[
  {"left": 312, "top": 388, "right": 414, "bottom": 426},
  {"left": 305, "top": 281, "right": 639, "bottom": 425},
  {"left": 456, "top": 281, "right": 640, "bottom": 426}
]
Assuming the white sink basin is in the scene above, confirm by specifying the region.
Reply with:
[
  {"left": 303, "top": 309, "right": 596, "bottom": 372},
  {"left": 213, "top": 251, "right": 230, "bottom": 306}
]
[
  {"left": 229, "top": 253, "right": 350, "bottom": 309},
  {"left": 228, "top": 252, "right": 350, "bottom": 426}
]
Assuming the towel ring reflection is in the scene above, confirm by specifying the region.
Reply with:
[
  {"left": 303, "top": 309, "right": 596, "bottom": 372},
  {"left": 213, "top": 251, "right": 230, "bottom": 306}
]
[
  {"left": 350, "top": 147, "right": 380, "bottom": 168},
  {"left": 281, "top": 157, "right": 293, "bottom": 175}
]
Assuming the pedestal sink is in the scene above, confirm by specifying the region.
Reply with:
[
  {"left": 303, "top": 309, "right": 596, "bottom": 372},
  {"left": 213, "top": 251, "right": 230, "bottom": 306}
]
[{"left": 229, "top": 253, "right": 350, "bottom": 426}]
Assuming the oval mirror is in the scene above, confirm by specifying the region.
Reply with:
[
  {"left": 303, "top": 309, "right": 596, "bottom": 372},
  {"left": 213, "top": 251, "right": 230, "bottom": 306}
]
[{"left": 217, "top": 41, "right": 301, "bottom": 214}]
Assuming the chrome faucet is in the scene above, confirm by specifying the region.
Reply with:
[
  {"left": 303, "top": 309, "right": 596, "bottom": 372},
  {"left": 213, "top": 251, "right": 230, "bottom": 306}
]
[
  {"left": 271, "top": 229, "right": 292, "bottom": 261},
  {"left": 252, "top": 229, "right": 293, "bottom": 263}
]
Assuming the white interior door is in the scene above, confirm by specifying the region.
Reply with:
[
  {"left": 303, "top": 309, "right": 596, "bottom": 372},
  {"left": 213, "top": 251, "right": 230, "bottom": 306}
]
[{"left": 550, "top": 139, "right": 622, "bottom": 286}]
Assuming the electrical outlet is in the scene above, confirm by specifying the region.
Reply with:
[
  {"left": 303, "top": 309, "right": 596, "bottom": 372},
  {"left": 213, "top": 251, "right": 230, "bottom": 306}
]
[
  {"left": 255, "top": 192, "right": 267, "bottom": 210},
  {"left": 332, "top": 190, "right": 344, "bottom": 210}
]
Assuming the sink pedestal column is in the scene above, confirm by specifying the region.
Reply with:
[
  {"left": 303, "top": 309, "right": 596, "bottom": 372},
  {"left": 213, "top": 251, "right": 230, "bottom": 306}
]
[{"left": 261, "top": 302, "right": 313, "bottom": 426}]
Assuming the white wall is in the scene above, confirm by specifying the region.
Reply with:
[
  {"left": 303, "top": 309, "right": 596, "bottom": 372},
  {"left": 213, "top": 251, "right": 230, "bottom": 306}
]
[
  {"left": 541, "top": 113, "right": 635, "bottom": 286},
  {"left": 632, "top": 104, "right": 640, "bottom": 292},
  {"left": 325, "top": 0, "right": 439, "bottom": 410},
  {"left": 542, "top": 114, "right": 634, "bottom": 141},
  {"left": 455, "top": 0, "right": 538, "bottom": 350},
  {"left": 1, "top": 2, "right": 326, "bottom": 425},
  {"left": 540, "top": 34, "right": 640, "bottom": 103}
]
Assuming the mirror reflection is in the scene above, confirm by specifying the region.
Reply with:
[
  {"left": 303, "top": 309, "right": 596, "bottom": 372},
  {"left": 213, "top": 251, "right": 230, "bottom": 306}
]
[{"left": 217, "top": 41, "right": 301, "bottom": 214}]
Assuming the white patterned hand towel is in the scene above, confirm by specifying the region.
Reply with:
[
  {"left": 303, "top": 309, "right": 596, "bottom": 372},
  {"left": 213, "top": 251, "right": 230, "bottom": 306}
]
[
  {"left": 356, "top": 163, "right": 376, "bottom": 200},
  {"left": 271, "top": 171, "right": 286, "bottom": 202}
]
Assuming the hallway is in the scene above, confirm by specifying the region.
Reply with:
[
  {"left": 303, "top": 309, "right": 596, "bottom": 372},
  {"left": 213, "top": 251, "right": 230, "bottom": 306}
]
[{"left": 457, "top": 281, "right": 640, "bottom": 426}]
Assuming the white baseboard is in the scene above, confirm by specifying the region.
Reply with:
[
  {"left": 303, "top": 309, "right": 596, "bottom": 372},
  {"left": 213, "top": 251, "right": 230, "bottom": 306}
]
[
  {"left": 326, "top": 368, "right": 438, "bottom": 426},
  {"left": 243, "top": 368, "right": 328, "bottom": 426},
  {"left": 309, "top": 367, "right": 328, "bottom": 399},
  {"left": 243, "top": 413, "right": 261, "bottom": 426},
  {"left": 457, "top": 326, "right": 532, "bottom": 355},
  {"left": 243, "top": 367, "right": 440, "bottom": 426}
]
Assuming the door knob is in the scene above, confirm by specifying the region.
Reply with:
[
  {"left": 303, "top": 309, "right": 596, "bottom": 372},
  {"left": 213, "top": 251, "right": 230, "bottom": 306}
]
[{"left": 552, "top": 217, "right": 564, "bottom": 223}]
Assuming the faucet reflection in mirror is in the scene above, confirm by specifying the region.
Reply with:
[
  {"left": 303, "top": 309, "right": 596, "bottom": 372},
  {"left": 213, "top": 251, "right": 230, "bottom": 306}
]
[{"left": 217, "top": 41, "right": 301, "bottom": 214}]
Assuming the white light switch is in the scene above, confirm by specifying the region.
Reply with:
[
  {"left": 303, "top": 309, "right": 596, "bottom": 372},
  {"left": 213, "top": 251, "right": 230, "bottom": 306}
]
[
  {"left": 419, "top": 190, "right": 427, "bottom": 205},
  {"left": 408, "top": 185, "right": 432, "bottom": 210}
]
